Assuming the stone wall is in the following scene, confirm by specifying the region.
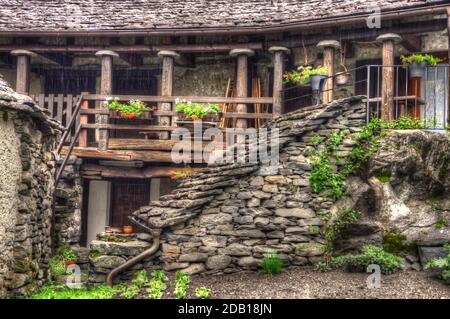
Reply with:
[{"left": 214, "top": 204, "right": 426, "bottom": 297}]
[
  {"left": 86, "top": 96, "right": 366, "bottom": 281},
  {"left": 0, "top": 77, "right": 61, "bottom": 298},
  {"left": 54, "top": 156, "right": 83, "bottom": 247}
]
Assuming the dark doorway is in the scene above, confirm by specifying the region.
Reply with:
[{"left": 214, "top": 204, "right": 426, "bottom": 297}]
[{"left": 110, "top": 179, "right": 150, "bottom": 227}]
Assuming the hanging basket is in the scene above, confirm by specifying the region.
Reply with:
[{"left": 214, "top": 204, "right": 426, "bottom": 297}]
[
  {"left": 408, "top": 61, "right": 428, "bottom": 80},
  {"left": 310, "top": 74, "right": 328, "bottom": 91},
  {"left": 334, "top": 72, "right": 351, "bottom": 86}
]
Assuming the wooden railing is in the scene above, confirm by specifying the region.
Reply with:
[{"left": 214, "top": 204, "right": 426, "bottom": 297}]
[{"left": 47, "top": 93, "right": 273, "bottom": 182}]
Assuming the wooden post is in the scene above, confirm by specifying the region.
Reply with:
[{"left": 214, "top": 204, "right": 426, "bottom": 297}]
[
  {"left": 316, "top": 40, "right": 340, "bottom": 104},
  {"left": 230, "top": 48, "right": 255, "bottom": 129},
  {"left": 157, "top": 50, "right": 179, "bottom": 139},
  {"left": 95, "top": 50, "right": 118, "bottom": 151},
  {"left": 79, "top": 92, "right": 89, "bottom": 148},
  {"left": 269, "top": 46, "right": 290, "bottom": 115},
  {"left": 11, "top": 49, "right": 34, "bottom": 95},
  {"left": 376, "top": 33, "right": 402, "bottom": 122}
]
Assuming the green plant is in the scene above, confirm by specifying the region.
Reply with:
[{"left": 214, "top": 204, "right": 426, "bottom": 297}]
[
  {"left": 376, "top": 170, "right": 391, "bottom": 183},
  {"left": 107, "top": 98, "right": 156, "bottom": 119},
  {"left": 31, "top": 283, "right": 122, "bottom": 299},
  {"left": 175, "top": 99, "right": 221, "bottom": 120},
  {"left": 261, "top": 253, "right": 283, "bottom": 275},
  {"left": 170, "top": 167, "right": 193, "bottom": 180},
  {"left": 435, "top": 219, "right": 448, "bottom": 229},
  {"left": 174, "top": 271, "right": 191, "bottom": 299},
  {"left": 132, "top": 270, "right": 149, "bottom": 288},
  {"left": 118, "top": 284, "right": 140, "bottom": 299},
  {"left": 401, "top": 54, "right": 443, "bottom": 67},
  {"left": 61, "top": 247, "right": 77, "bottom": 262},
  {"left": 283, "top": 65, "right": 328, "bottom": 85},
  {"left": 424, "top": 244, "right": 450, "bottom": 284},
  {"left": 321, "top": 209, "right": 359, "bottom": 263},
  {"left": 389, "top": 116, "right": 425, "bottom": 129},
  {"left": 382, "top": 232, "right": 417, "bottom": 256},
  {"left": 49, "top": 257, "right": 66, "bottom": 279},
  {"left": 309, "top": 135, "right": 323, "bottom": 145},
  {"left": 195, "top": 287, "right": 211, "bottom": 299},
  {"left": 145, "top": 270, "right": 168, "bottom": 299},
  {"left": 317, "top": 245, "right": 403, "bottom": 274}
]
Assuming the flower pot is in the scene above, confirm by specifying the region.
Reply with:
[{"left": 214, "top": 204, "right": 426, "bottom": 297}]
[
  {"left": 408, "top": 61, "right": 428, "bottom": 80},
  {"left": 310, "top": 74, "right": 328, "bottom": 91},
  {"left": 64, "top": 260, "right": 77, "bottom": 267},
  {"left": 123, "top": 225, "right": 134, "bottom": 234},
  {"left": 334, "top": 72, "right": 351, "bottom": 86}
]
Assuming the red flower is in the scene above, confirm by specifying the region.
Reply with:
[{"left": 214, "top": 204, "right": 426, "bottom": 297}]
[
  {"left": 153, "top": 105, "right": 158, "bottom": 111},
  {"left": 128, "top": 113, "right": 135, "bottom": 119}
]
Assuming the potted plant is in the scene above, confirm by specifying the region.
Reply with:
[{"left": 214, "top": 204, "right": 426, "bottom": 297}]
[
  {"left": 107, "top": 97, "right": 157, "bottom": 119},
  {"left": 61, "top": 247, "right": 77, "bottom": 267},
  {"left": 123, "top": 225, "right": 134, "bottom": 235},
  {"left": 175, "top": 99, "right": 221, "bottom": 126},
  {"left": 335, "top": 44, "right": 351, "bottom": 86},
  {"left": 283, "top": 66, "right": 328, "bottom": 91},
  {"left": 401, "top": 54, "right": 443, "bottom": 79}
]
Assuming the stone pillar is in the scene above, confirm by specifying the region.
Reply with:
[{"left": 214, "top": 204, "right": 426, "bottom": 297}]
[
  {"left": 230, "top": 48, "right": 255, "bottom": 129},
  {"left": 269, "top": 46, "right": 290, "bottom": 115},
  {"left": 95, "top": 50, "right": 118, "bottom": 151},
  {"left": 376, "top": 33, "right": 402, "bottom": 122},
  {"left": 316, "top": 40, "right": 340, "bottom": 104},
  {"left": 10, "top": 50, "right": 33, "bottom": 95},
  {"left": 157, "top": 50, "right": 179, "bottom": 139}
]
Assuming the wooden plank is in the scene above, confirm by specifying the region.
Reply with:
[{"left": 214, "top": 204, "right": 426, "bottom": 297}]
[
  {"left": 38, "top": 94, "right": 45, "bottom": 109},
  {"left": 61, "top": 147, "right": 174, "bottom": 162},
  {"left": 66, "top": 94, "right": 73, "bottom": 128},
  {"left": 83, "top": 94, "right": 273, "bottom": 104},
  {"left": 78, "top": 94, "right": 89, "bottom": 148},
  {"left": 108, "top": 138, "right": 215, "bottom": 151},
  {"left": 82, "top": 124, "right": 179, "bottom": 131},
  {"left": 80, "top": 164, "right": 201, "bottom": 179},
  {"left": 15, "top": 55, "right": 30, "bottom": 94},
  {"left": 56, "top": 93, "right": 64, "bottom": 123},
  {"left": 47, "top": 94, "right": 55, "bottom": 117}
]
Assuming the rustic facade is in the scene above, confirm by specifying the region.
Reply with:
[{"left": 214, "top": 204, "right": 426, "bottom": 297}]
[
  {"left": 0, "top": 75, "right": 61, "bottom": 298},
  {"left": 0, "top": 0, "right": 449, "bottom": 292}
]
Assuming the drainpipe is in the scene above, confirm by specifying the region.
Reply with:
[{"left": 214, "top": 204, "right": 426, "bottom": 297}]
[{"left": 106, "top": 228, "right": 161, "bottom": 287}]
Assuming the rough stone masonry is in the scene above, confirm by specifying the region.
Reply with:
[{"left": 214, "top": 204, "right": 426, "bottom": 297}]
[
  {"left": 0, "top": 76, "right": 62, "bottom": 298},
  {"left": 88, "top": 96, "right": 368, "bottom": 281}
]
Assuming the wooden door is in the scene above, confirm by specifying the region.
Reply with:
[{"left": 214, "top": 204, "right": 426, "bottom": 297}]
[{"left": 110, "top": 179, "right": 150, "bottom": 227}]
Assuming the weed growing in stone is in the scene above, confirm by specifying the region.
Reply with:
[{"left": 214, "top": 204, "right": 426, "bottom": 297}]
[
  {"left": 317, "top": 245, "right": 403, "bottom": 274},
  {"left": 424, "top": 244, "right": 450, "bottom": 284},
  {"left": 261, "top": 253, "right": 283, "bottom": 275}
]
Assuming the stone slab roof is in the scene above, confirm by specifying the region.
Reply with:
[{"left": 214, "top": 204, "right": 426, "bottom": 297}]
[
  {"left": 0, "top": 75, "right": 63, "bottom": 131},
  {"left": 0, "top": 0, "right": 445, "bottom": 32}
]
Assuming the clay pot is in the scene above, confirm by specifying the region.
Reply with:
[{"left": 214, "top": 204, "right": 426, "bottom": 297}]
[
  {"left": 64, "top": 260, "right": 77, "bottom": 267},
  {"left": 123, "top": 225, "right": 134, "bottom": 234},
  {"left": 335, "top": 72, "right": 351, "bottom": 86}
]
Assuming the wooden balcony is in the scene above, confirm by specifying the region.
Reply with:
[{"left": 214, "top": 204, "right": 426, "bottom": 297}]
[{"left": 31, "top": 93, "right": 274, "bottom": 165}]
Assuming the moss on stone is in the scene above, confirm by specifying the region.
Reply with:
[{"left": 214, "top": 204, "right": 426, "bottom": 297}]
[
  {"left": 375, "top": 170, "right": 391, "bottom": 183},
  {"left": 382, "top": 232, "right": 417, "bottom": 256}
]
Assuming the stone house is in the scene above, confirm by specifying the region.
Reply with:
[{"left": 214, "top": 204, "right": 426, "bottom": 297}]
[
  {"left": 0, "top": 75, "right": 62, "bottom": 297},
  {"left": 0, "top": 0, "right": 449, "bottom": 290}
]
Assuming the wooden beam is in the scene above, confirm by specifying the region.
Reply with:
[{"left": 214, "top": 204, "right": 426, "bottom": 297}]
[
  {"left": 269, "top": 47, "right": 290, "bottom": 115},
  {"left": 158, "top": 50, "right": 177, "bottom": 139},
  {"left": 80, "top": 164, "right": 201, "bottom": 179},
  {"left": 108, "top": 138, "right": 215, "bottom": 151},
  {"left": 78, "top": 92, "right": 89, "bottom": 148},
  {"left": 83, "top": 94, "right": 274, "bottom": 104},
  {"left": 0, "top": 43, "right": 263, "bottom": 53},
  {"left": 96, "top": 51, "right": 117, "bottom": 150},
  {"left": 11, "top": 51, "right": 31, "bottom": 94},
  {"left": 401, "top": 35, "right": 421, "bottom": 52},
  {"left": 317, "top": 41, "right": 340, "bottom": 104},
  {"left": 61, "top": 147, "right": 174, "bottom": 162}
]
